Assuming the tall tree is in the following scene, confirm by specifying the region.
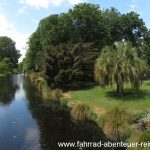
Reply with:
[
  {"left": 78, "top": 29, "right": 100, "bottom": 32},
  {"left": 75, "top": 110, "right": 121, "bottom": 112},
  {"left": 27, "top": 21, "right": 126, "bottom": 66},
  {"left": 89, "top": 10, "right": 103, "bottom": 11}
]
[
  {"left": 68, "top": 3, "right": 105, "bottom": 43},
  {"left": 121, "top": 12, "right": 147, "bottom": 47},
  {"left": 95, "top": 41, "right": 147, "bottom": 96},
  {"left": 0, "top": 36, "right": 20, "bottom": 67}
]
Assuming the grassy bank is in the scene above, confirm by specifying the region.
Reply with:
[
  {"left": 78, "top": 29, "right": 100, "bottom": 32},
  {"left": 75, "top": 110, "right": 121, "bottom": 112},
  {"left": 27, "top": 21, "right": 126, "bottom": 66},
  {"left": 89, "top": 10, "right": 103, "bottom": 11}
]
[
  {"left": 28, "top": 71, "right": 150, "bottom": 115},
  {"left": 68, "top": 82, "right": 150, "bottom": 114},
  {"left": 27, "top": 71, "right": 150, "bottom": 146}
]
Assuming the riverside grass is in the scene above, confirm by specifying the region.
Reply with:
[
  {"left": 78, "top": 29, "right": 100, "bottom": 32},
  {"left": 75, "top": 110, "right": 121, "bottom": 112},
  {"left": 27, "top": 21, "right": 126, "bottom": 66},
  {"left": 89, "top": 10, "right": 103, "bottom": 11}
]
[
  {"left": 28, "top": 72, "right": 150, "bottom": 116},
  {"left": 28, "top": 72, "right": 92, "bottom": 122},
  {"left": 69, "top": 81, "right": 150, "bottom": 113}
]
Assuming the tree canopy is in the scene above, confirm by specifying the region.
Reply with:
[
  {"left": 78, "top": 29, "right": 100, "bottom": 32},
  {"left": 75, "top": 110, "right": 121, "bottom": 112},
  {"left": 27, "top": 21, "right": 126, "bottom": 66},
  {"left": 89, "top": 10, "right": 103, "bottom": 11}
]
[
  {"left": 23, "top": 3, "right": 149, "bottom": 89},
  {"left": 0, "top": 36, "right": 20, "bottom": 77},
  {"left": 0, "top": 36, "right": 20, "bottom": 67}
]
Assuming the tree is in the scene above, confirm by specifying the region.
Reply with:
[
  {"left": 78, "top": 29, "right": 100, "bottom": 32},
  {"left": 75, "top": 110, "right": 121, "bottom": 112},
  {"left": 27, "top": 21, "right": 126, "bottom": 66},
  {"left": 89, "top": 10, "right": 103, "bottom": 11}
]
[
  {"left": 0, "top": 58, "right": 13, "bottom": 77},
  {"left": 141, "top": 30, "right": 150, "bottom": 66},
  {"left": 102, "top": 107, "right": 130, "bottom": 141},
  {"left": 24, "top": 3, "right": 148, "bottom": 89},
  {"left": 45, "top": 43, "right": 99, "bottom": 88},
  {"left": 121, "top": 12, "right": 147, "bottom": 47},
  {"left": 103, "top": 7, "right": 122, "bottom": 45},
  {"left": 68, "top": 3, "right": 105, "bottom": 43},
  {"left": 0, "top": 36, "right": 20, "bottom": 67},
  {"left": 95, "top": 41, "right": 147, "bottom": 96}
]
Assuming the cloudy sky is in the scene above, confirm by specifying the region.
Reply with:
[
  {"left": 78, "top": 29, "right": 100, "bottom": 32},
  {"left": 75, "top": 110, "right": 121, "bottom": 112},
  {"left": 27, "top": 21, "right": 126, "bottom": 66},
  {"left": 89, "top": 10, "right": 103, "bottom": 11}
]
[{"left": 0, "top": 0, "right": 150, "bottom": 61}]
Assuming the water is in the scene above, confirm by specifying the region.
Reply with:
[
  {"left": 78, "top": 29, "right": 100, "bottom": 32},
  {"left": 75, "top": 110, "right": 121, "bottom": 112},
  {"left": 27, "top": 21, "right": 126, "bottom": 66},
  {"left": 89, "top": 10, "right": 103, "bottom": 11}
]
[{"left": 0, "top": 75, "right": 106, "bottom": 150}]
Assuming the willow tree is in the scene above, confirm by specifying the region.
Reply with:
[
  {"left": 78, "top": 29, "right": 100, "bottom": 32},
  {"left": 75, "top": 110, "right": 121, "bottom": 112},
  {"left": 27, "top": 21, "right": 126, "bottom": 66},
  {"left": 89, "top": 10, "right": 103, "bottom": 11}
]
[{"left": 95, "top": 41, "right": 147, "bottom": 96}]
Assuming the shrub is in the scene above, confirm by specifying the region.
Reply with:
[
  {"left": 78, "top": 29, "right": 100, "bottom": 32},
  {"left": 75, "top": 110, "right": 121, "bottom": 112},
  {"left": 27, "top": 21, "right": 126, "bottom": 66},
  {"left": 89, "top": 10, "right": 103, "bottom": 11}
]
[
  {"left": 35, "top": 77, "right": 47, "bottom": 91},
  {"left": 29, "top": 72, "right": 38, "bottom": 83},
  {"left": 41, "top": 84, "right": 51, "bottom": 100},
  {"left": 132, "top": 111, "right": 149, "bottom": 123},
  {"left": 60, "top": 97, "right": 69, "bottom": 107},
  {"left": 71, "top": 103, "right": 90, "bottom": 121},
  {"left": 45, "top": 43, "right": 99, "bottom": 88},
  {"left": 102, "top": 107, "right": 131, "bottom": 141},
  {"left": 51, "top": 88, "right": 63, "bottom": 101},
  {"left": 132, "top": 110, "right": 150, "bottom": 131},
  {"left": 128, "top": 131, "right": 150, "bottom": 150}
]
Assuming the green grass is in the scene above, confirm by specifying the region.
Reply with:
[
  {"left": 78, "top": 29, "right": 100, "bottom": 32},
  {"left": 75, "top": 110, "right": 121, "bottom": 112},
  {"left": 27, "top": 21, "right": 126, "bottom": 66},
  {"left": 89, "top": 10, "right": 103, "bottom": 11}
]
[{"left": 69, "top": 81, "right": 150, "bottom": 113}]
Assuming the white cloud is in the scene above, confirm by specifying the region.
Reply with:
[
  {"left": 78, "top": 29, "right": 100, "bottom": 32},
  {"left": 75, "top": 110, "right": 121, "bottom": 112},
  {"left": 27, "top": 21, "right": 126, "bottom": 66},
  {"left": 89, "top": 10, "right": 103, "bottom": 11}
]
[
  {"left": 18, "top": 8, "right": 25, "bottom": 14},
  {"left": 130, "top": 4, "right": 136, "bottom": 11},
  {"left": 18, "top": 6, "right": 30, "bottom": 15},
  {"left": 20, "top": 0, "right": 86, "bottom": 8},
  {"left": 130, "top": 0, "right": 137, "bottom": 11},
  {"left": 68, "top": 0, "right": 86, "bottom": 5},
  {"left": 0, "top": 14, "right": 29, "bottom": 62},
  {"left": 20, "top": 0, "right": 51, "bottom": 9}
]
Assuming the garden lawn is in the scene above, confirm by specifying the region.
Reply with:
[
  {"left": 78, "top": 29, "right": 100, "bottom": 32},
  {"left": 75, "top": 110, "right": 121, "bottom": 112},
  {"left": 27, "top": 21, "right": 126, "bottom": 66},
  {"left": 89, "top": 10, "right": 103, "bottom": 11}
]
[{"left": 68, "top": 81, "right": 150, "bottom": 113}]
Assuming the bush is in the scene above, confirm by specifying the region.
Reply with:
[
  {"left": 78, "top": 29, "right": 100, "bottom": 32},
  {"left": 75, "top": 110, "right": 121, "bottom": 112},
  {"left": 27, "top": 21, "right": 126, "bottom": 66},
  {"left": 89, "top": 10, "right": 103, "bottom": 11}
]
[
  {"left": 102, "top": 107, "right": 131, "bottom": 141},
  {"left": 60, "top": 97, "right": 69, "bottom": 107},
  {"left": 132, "top": 110, "right": 150, "bottom": 131},
  {"left": 128, "top": 131, "right": 150, "bottom": 150},
  {"left": 51, "top": 88, "right": 63, "bottom": 101},
  {"left": 41, "top": 84, "right": 51, "bottom": 100},
  {"left": 29, "top": 72, "right": 38, "bottom": 83},
  {"left": 71, "top": 103, "right": 90, "bottom": 121},
  {"left": 35, "top": 77, "right": 47, "bottom": 91},
  {"left": 45, "top": 43, "right": 99, "bottom": 88},
  {"left": 132, "top": 111, "right": 149, "bottom": 123}
]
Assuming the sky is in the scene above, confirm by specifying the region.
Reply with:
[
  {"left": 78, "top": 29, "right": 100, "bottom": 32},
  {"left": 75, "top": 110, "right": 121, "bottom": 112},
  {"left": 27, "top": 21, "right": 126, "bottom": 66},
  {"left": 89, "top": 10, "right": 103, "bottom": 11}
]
[{"left": 0, "top": 0, "right": 150, "bottom": 61}]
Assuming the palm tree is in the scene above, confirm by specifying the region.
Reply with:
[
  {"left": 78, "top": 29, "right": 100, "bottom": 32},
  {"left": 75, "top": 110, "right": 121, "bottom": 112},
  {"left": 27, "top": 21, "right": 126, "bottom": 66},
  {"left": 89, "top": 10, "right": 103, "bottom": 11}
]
[
  {"left": 95, "top": 41, "right": 147, "bottom": 96},
  {"left": 102, "top": 107, "right": 130, "bottom": 141}
]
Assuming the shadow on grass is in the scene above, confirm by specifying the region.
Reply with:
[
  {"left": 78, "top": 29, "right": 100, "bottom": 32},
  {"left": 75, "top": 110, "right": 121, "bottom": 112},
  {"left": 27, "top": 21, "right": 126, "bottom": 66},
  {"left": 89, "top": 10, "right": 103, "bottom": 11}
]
[
  {"left": 105, "top": 89, "right": 150, "bottom": 101},
  {"left": 64, "top": 84, "right": 97, "bottom": 92}
]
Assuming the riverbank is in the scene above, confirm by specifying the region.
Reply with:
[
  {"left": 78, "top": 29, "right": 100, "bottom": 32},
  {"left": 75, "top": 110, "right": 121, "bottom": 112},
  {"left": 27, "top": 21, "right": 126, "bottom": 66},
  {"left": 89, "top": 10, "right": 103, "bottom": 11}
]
[
  {"left": 27, "top": 72, "right": 150, "bottom": 147},
  {"left": 28, "top": 71, "right": 150, "bottom": 114},
  {"left": 27, "top": 71, "right": 101, "bottom": 122}
]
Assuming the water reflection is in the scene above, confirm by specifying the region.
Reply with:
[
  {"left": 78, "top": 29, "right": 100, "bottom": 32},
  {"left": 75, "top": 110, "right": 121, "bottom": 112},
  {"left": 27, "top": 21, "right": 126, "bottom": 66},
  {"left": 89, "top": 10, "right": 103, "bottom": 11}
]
[
  {"left": 0, "top": 75, "right": 108, "bottom": 150},
  {"left": 0, "top": 76, "right": 19, "bottom": 106},
  {"left": 23, "top": 78, "right": 108, "bottom": 150}
]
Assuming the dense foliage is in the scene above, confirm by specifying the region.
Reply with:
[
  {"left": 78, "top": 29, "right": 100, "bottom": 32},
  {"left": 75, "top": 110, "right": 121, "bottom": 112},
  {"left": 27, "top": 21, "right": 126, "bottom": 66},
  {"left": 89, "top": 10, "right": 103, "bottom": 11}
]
[
  {"left": 23, "top": 3, "right": 149, "bottom": 88},
  {"left": 45, "top": 43, "right": 99, "bottom": 87},
  {"left": 0, "top": 58, "right": 13, "bottom": 77},
  {"left": 0, "top": 36, "right": 20, "bottom": 77},
  {"left": 0, "top": 36, "right": 20, "bottom": 67}
]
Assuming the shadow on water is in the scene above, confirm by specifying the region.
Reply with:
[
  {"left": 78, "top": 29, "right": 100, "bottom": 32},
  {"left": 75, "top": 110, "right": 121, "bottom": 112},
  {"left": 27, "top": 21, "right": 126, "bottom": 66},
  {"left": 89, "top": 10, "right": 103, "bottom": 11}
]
[
  {"left": 0, "top": 76, "right": 19, "bottom": 105},
  {"left": 23, "top": 78, "right": 109, "bottom": 150},
  {"left": 105, "top": 89, "right": 150, "bottom": 101}
]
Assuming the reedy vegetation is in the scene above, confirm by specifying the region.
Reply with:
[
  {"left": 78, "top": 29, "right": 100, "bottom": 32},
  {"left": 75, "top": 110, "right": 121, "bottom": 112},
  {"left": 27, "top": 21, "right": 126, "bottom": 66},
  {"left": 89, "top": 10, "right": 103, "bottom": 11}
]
[{"left": 102, "top": 107, "right": 130, "bottom": 141}]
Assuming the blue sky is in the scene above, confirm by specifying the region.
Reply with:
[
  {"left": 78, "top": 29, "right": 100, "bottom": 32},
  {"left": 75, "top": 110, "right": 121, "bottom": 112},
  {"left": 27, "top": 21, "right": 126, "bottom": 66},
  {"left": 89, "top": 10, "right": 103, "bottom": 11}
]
[{"left": 0, "top": 0, "right": 150, "bottom": 61}]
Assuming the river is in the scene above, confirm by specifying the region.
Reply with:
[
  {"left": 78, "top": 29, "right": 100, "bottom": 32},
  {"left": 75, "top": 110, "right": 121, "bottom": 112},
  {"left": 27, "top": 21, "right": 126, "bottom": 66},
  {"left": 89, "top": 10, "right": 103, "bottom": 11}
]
[{"left": 0, "top": 75, "right": 107, "bottom": 150}]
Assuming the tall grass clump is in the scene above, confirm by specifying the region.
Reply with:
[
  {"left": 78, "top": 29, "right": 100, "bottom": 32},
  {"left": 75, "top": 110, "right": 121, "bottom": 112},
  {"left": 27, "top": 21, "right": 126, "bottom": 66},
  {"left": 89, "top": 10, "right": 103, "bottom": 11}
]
[
  {"left": 71, "top": 103, "right": 90, "bottom": 121},
  {"left": 51, "top": 88, "right": 63, "bottom": 101},
  {"left": 29, "top": 72, "right": 38, "bottom": 83},
  {"left": 35, "top": 77, "right": 47, "bottom": 91},
  {"left": 102, "top": 107, "right": 131, "bottom": 141},
  {"left": 128, "top": 131, "right": 150, "bottom": 150}
]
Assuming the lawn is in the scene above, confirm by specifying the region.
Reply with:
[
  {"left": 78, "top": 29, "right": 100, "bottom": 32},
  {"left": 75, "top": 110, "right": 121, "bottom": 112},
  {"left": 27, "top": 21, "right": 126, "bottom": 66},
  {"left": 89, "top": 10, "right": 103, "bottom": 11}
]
[{"left": 68, "top": 81, "right": 150, "bottom": 114}]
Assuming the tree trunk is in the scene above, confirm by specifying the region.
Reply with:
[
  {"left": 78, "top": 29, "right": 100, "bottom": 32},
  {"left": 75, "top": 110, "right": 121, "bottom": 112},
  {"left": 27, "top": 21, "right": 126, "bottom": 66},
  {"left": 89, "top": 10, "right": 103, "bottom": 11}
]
[{"left": 116, "top": 82, "right": 123, "bottom": 96}]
